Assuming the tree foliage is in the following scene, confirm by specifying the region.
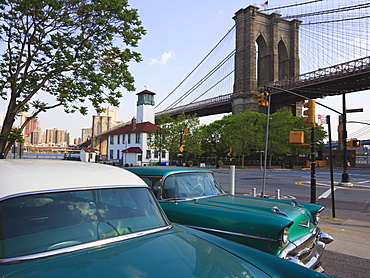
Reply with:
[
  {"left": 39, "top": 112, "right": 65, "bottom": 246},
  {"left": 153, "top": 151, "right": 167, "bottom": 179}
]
[
  {"left": 222, "top": 111, "right": 266, "bottom": 166},
  {"left": 148, "top": 109, "right": 327, "bottom": 167},
  {"left": 200, "top": 109, "right": 327, "bottom": 167},
  {"left": 0, "top": 0, "right": 146, "bottom": 158},
  {"left": 150, "top": 113, "right": 203, "bottom": 165}
]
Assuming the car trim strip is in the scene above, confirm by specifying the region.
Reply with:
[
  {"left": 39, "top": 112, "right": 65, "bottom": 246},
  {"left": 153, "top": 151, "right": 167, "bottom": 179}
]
[
  {"left": 0, "top": 225, "right": 172, "bottom": 265},
  {"left": 184, "top": 225, "right": 277, "bottom": 242},
  {"left": 0, "top": 185, "right": 149, "bottom": 202}
]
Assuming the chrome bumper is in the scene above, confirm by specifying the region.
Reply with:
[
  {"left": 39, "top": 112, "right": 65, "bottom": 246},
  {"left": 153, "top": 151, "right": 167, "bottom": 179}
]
[{"left": 279, "top": 227, "right": 334, "bottom": 272}]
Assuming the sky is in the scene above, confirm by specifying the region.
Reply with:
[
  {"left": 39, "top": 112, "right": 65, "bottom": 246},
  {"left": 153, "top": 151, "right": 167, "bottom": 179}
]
[{"left": 0, "top": 0, "right": 369, "bottom": 141}]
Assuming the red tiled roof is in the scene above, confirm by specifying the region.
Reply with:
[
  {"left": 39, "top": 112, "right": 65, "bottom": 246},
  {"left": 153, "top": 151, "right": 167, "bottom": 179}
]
[
  {"left": 136, "top": 89, "right": 156, "bottom": 95},
  {"left": 105, "top": 121, "right": 158, "bottom": 136},
  {"left": 81, "top": 148, "right": 98, "bottom": 152},
  {"left": 122, "top": 147, "right": 142, "bottom": 153}
]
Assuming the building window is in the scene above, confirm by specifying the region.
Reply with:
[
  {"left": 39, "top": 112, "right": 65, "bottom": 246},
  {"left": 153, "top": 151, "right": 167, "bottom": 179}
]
[
  {"left": 110, "top": 136, "right": 114, "bottom": 145},
  {"left": 109, "top": 150, "right": 113, "bottom": 159},
  {"left": 122, "top": 134, "right": 125, "bottom": 143},
  {"left": 128, "top": 134, "right": 131, "bottom": 144},
  {"left": 138, "top": 155, "right": 142, "bottom": 161},
  {"left": 136, "top": 133, "right": 140, "bottom": 144},
  {"left": 117, "top": 135, "right": 120, "bottom": 144},
  {"left": 146, "top": 150, "right": 151, "bottom": 159},
  {"left": 162, "top": 151, "right": 166, "bottom": 158},
  {"left": 117, "top": 150, "right": 120, "bottom": 160},
  {"left": 154, "top": 151, "right": 159, "bottom": 158}
]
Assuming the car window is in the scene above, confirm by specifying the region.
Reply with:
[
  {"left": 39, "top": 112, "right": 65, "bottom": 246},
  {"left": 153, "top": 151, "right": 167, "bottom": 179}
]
[
  {"left": 162, "top": 172, "right": 225, "bottom": 199},
  {"left": 0, "top": 187, "right": 168, "bottom": 259},
  {"left": 139, "top": 176, "right": 162, "bottom": 198}
]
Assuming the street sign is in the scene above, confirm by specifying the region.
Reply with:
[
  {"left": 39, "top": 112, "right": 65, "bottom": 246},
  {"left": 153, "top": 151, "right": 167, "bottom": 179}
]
[
  {"left": 346, "top": 108, "right": 363, "bottom": 113},
  {"left": 318, "top": 114, "right": 327, "bottom": 124},
  {"left": 179, "top": 146, "right": 184, "bottom": 152}
]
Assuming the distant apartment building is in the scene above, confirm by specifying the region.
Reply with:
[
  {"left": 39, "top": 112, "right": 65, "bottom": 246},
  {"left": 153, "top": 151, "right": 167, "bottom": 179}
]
[
  {"left": 45, "top": 128, "right": 69, "bottom": 146},
  {"left": 24, "top": 118, "right": 38, "bottom": 137},
  {"left": 45, "top": 128, "right": 56, "bottom": 144},
  {"left": 20, "top": 112, "right": 39, "bottom": 142},
  {"left": 30, "top": 128, "right": 42, "bottom": 145},
  {"left": 74, "top": 137, "right": 81, "bottom": 145}
]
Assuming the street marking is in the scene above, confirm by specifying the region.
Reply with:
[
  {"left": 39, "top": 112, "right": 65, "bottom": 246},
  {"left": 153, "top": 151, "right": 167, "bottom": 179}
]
[
  {"left": 318, "top": 188, "right": 337, "bottom": 199},
  {"left": 295, "top": 181, "right": 370, "bottom": 191},
  {"left": 320, "top": 226, "right": 370, "bottom": 238}
]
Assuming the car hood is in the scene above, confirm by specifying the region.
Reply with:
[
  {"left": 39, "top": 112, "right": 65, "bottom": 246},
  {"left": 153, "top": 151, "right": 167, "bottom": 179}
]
[
  {"left": 191, "top": 195, "right": 318, "bottom": 238},
  {"left": 1, "top": 225, "right": 270, "bottom": 278},
  {"left": 193, "top": 195, "right": 300, "bottom": 215}
]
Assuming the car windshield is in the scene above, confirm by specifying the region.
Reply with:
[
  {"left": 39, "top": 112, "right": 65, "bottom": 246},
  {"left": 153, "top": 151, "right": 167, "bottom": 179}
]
[
  {"left": 162, "top": 172, "right": 225, "bottom": 199},
  {"left": 0, "top": 187, "right": 168, "bottom": 259}
]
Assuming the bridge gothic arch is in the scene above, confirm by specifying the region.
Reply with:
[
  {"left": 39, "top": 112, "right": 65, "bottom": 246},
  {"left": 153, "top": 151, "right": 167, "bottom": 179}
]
[
  {"left": 256, "top": 34, "right": 270, "bottom": 86},
  {"left": 232, "top": 5, "right": 302, "bottom": 116},
  {"left": 278, "top": 39, "right": 290, "bottom": 80}
]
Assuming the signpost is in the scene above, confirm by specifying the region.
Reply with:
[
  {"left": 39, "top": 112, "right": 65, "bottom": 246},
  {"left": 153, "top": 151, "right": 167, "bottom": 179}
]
[{"left": 346, "top": 108, "right": 363, "bottom": 113}]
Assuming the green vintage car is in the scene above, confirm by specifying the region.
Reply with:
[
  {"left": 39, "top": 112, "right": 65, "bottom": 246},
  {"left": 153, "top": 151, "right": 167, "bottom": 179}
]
[
  {"left": 125, "top": 166, "right": 334, "bottom": 272},
  {"left": 0, "top": 160, "right": 328, "bottom": 278}
]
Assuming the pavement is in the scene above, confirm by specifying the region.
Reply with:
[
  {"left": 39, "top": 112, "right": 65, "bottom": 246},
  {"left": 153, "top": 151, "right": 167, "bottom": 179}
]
[{"left": 320, "top": 216, "right": 370, "bottom": 260}]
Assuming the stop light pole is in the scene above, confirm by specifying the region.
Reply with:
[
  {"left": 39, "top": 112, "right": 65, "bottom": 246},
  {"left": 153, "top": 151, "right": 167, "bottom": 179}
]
[
  {"left": 339, "top": 92, "right": 352, "bottom": 186},
  {"left": 258, "top": 90, "right": 270, "bottom": 198},
  {"left": 302, "top": 100, "right": 317, "bottom": 204}
]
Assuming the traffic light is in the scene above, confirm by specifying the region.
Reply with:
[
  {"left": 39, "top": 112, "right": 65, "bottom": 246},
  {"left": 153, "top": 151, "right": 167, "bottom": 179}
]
[
  {"left": 303, "top": 100, "right": 316, "bottom": 127},
  {"left": 257, "top": 91, "right": 269, "bottom": 107},
  {"left": 289, "top": 131, "right": 304, "bottom": 144},
  {"left": 348, "top": 139, "right": 361, "bottom": 148}
]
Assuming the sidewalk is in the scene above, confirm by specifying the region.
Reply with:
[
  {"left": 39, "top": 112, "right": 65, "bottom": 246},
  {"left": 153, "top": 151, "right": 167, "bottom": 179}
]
[{"left": 320, "top": 216, "right": 370, "bottom": 260}]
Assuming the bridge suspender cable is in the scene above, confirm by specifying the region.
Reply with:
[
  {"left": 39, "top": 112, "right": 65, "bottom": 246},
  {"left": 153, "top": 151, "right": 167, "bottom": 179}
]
[
  {"left": 165, "top": 50, "right": 235, "bottom": 111},
  {"left": 284, "top": 3, "right": 370, "bottom": 19},
  {"left": 301, "top": 15, "right": 370, "bottom": 25},
  {"left": 263, "top": 0, "right": 324, "bottom": 12},
  {"left": 155, "top": 25, "right": 236, "bottom": 110}
]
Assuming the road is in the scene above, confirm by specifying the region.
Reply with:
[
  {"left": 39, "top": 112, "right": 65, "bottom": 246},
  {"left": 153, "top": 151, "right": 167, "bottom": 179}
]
[{"left": 213, "top": 167, "right": 370, "bottom": 278}]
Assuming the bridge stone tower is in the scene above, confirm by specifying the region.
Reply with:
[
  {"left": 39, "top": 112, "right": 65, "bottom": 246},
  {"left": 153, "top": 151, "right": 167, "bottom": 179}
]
[{"left": 232, "top": 5, "right": 302, "bottom": 115}]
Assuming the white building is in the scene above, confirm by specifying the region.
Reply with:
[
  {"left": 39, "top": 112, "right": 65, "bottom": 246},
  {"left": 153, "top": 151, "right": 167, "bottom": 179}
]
[{"left": 105, "top": 90, "right": 168, "bottom": 166}]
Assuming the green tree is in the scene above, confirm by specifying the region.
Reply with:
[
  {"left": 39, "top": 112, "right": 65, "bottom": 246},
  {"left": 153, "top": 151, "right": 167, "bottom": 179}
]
[
  {"left": 223, "top": 111, "right": 266, "bottom": 166},
  {"left": 267, "top": 109, "right": 300, "bottom": 166},
  {"left": 150, "top": 113, "right": 202, "bottom": 165},
  {"left": 0, "top": 0, "right": 146, "bottom": 158},
  {"left": 268, "top": 108, "right": 327, "bottom": 167},
  {"left": 200, "top": 116, "right": 232, "bottom": 166}
]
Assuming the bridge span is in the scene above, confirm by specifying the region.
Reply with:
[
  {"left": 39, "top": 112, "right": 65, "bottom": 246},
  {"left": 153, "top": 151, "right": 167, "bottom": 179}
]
[{"left": 155, "top": 56, "right": 370, "bottom": 119}]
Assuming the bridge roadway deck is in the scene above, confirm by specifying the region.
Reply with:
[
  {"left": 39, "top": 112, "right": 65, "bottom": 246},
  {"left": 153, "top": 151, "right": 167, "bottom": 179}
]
[{"left": 156, "top": 56, "right": 370, "bottom": 118}]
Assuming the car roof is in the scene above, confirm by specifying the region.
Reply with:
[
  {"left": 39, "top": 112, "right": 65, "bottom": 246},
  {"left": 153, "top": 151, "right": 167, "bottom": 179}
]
[
  {"left": 0, "top": 160, "right": 148, "bottom": 200},
  {"left": 126, "top": 166, "right": 213, "bottom": 176}
]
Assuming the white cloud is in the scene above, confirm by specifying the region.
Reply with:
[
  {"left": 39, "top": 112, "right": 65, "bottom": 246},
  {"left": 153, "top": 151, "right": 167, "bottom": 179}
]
[{"left": 149, "top": 51, "right": 176, "bottom": 65}]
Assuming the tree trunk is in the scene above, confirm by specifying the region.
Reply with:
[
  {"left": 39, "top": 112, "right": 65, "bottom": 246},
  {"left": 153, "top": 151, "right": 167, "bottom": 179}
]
[{"left": 0, "top": 112, "right": 17, "bottom": 159}]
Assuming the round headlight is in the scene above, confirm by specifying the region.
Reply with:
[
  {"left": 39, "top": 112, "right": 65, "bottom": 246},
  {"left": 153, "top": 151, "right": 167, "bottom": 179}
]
[{"left": 280, "top": 227, "right": 289, "bottom": 246}]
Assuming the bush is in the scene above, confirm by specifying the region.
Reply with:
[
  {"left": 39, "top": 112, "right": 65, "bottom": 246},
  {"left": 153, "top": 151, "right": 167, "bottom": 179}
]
[{"left": 186, "top": 160, "right": 193, "bottom": 167}]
